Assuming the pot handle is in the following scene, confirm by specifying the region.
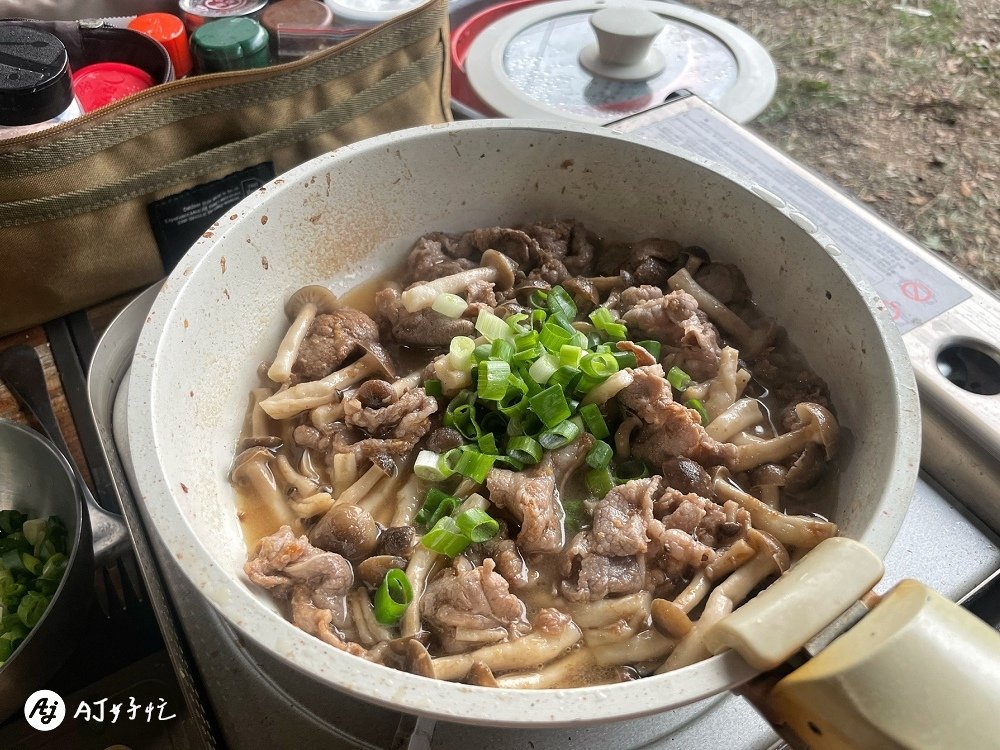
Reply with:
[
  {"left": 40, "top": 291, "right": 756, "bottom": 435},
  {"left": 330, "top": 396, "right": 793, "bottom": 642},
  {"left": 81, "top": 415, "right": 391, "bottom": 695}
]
[
  {"left": 0, "top": 345, "right": 129, "bottom": 565},
  {"left": 703, "top": 537, "right": 1000, "bottom": 748},
  {"left": 765, "top": 579, "right": 1000, "bottom": 748},
  {"left": 704, "top": 537, "right": 885, "bottom": 670}
]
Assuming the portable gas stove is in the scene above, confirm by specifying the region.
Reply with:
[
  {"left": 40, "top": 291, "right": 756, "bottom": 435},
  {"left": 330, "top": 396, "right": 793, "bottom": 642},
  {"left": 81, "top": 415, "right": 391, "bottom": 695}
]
[{"left": 84, "top": 93, "right": 1000, "bottom": 749}]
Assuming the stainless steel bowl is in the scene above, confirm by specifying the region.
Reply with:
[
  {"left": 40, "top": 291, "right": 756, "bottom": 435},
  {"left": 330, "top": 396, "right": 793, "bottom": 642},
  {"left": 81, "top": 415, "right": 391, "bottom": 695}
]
[{"left": 0, "top": 420, "right": 91, "bottom": 720}]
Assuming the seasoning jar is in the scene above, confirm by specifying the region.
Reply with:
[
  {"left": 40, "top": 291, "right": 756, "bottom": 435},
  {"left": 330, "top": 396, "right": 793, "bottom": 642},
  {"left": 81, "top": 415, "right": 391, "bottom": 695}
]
[
  {"left": 72, "top": 63, "right": 156, "bottom": 113},
  {"left": 260, "top": 0, "right": 334, "bottom": 57},
  {"left": 0, "top": 25, "right": 82, "bottom": 139},
  {"left": 179, "top": 0, "right": 270, "bottom": 33},
  {"left": 129, "top": 13, "right": 194, "bottom": 78},
  {"left": 191, "top": 18, "right": 271, "bottom": 73}
]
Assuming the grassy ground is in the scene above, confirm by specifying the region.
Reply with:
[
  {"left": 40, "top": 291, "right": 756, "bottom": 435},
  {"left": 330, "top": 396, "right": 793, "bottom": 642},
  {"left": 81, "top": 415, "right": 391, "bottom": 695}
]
[{"left": 686, "top": 0, "right": 1000, "bottom": 290}]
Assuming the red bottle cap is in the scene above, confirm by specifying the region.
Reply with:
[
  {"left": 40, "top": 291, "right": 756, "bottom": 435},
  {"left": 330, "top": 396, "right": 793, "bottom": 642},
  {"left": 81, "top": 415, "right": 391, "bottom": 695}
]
[
  {"left": 129, "top": 13, "right": 193, "bottom": 78},
  {"left": 72, "top": 62, "right": 155, "bottom": 113}
]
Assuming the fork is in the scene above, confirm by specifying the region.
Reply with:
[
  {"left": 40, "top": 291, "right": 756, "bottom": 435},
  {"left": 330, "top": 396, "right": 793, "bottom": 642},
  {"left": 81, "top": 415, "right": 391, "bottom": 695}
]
[{"left": 0, "top": 344, "right": 131, "bottom": 605}]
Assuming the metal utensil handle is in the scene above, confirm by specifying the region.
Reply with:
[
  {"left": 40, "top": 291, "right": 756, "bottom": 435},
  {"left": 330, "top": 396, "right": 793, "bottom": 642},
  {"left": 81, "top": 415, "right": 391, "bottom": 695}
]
[{"left": 0, "top": 344, "right": 129, "bottom": 565}]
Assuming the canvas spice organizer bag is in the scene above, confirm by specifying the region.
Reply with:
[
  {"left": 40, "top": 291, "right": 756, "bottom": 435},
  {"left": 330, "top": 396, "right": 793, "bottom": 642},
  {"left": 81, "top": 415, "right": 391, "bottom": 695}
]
[{"left": 0, "top": 0, "right": 451, "bottom": 336}]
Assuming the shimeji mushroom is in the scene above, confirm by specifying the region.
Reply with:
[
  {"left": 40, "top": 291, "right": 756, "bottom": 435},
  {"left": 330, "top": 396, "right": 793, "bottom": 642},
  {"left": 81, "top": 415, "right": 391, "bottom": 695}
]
[
  {"left": 651, "top": 598, "right": 694, "bottom": 640},
  {"left": 726, "top": 402, "right": 839, "bottom": 473},
  {"left": 431, "top": 616, "right": 583, "bottom": 682},
  {"left": 239, "top": 387, "right": 283, "bottom": 451},
  {"left": 750, "top": 464, "right": 788, "bottom": 509},
  {"left": 703, "top": 347, "right": 740, "bottom": 419},
  {"left": 668, "top": 269, "right": 775, "bottom": 357},
  {"left": 274, "top": 454, "right": 321, "bottom": 498},
  {"left": 705, "top": 398, "right": 764, "bottom": 442},
  {"left": 268, "top": 285, "right": 340, "bottom": 384},
  {"left": 400, "top": 249, "right": 517, "bottom": 312},
  {"left": 712, "top": 468, "right": 838, "bottom": 549},
  {"left": 259, "top": 353, "right": 394, "bottom": 420},
  {"left": 656, "top": 529, "right": 790, "bottom": 672},
  {"left": 308, "top": 504, "right": 380, "bottom": 561},
  {"left": 466, "top": 661, "right": 500, "bottom": 687},
  {"left": 230, "top": 446, "right": 298, "bottom": 531}
]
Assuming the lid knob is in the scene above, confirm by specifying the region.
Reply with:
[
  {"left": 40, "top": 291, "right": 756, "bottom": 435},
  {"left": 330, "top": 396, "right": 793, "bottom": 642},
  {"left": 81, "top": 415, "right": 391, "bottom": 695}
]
[{"left": 579, "top": 6, "right": 666, "bottom": 82}]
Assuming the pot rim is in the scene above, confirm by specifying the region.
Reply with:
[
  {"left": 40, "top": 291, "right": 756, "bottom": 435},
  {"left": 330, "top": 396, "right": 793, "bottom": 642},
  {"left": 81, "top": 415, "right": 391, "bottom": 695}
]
[{"left": 128, "top": 118, "right": 921, "bottom": 726}]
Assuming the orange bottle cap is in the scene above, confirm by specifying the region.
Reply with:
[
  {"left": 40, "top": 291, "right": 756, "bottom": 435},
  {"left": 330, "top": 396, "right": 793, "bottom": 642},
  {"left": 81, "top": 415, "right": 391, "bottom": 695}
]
[{"left": 129, "top": 13, "right": 193, "bottom": 78}]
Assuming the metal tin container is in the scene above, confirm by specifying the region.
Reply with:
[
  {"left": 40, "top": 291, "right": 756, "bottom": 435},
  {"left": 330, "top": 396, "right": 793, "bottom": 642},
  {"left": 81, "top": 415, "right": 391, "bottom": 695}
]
[{"left": 179, "top": 0, "right": 270, "bottom": 33}]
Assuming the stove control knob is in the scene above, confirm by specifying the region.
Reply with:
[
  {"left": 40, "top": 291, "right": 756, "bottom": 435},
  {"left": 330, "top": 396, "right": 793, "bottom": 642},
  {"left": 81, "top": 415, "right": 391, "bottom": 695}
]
[{"left": 579, "top": 6, "right": 666, "bottom": 82}]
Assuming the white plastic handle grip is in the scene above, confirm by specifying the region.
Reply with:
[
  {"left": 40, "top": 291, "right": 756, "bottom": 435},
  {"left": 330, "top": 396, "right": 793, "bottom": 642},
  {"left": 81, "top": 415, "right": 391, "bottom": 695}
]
[{"left": 703, "top": 537, "right": 885, "bottom": 670}]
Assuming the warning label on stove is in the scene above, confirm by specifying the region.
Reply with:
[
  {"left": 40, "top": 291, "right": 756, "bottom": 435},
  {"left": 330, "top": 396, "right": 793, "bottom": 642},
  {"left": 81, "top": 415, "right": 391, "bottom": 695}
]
[{"left": 612, "top": 101, "right": 971, "bottom": 333}]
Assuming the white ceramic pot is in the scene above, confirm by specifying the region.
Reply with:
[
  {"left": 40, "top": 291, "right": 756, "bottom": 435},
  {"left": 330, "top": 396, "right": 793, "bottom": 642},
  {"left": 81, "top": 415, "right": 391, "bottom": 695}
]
[{"left": 127, "top": 120, "right": 921, "bottom": 727}]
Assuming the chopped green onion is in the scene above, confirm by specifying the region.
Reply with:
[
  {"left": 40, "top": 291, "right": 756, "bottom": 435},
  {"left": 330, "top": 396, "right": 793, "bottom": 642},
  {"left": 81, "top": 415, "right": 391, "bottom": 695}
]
[
  {"left": 507, "top": 436, "right": 543, "bottom": 465},
  {"left": 455, "top": 509, "right": 500, "bottom": 543},
  {"left": 527, "top": 352, "right": 560, "bottom": 385},
  {"left": 415, "top": 450, "right": 451, "bottom": 481},
  {"left": 473, "top": 343, "right": 493, "bottom": 363},
  {"left": 530, "top": 309, "right": 547, "bottom": 329},
  {"left": 572, "top": 330, "right": 590, "bottom": 350},
  {"left": 448, "top": 336, "right": 476, "bottom": 370},
  {"left": 422, "top": 516, "right": 473, "bottom": 557},
  {"left": 574, "top": 373, "right": 604, "bottom": 395},
  {"left": 616, "top": 458, "right": 650, "bottom": 481},
  {"left": 506, "top": 312, "right": 530, "bottom": 334},
  {"left": 580, "top": 352, "right": 619, "bottom": 379},
  {"left": 415, "top": 488, "right": 456, "bottom": 526},
  {"left": 548, "top": 311, "right": 577, "bottom": 335},
  {"left": 498, "top": 376, "right": 530, "bottom": 417},
  {"left": 21, "top": 519, "right": 46, "bottom": 547},
  {"left": 548, "top": 365, "right": 582, "bottom": 393},
  {"left": 512, "top": 345, "right": 541, "bottom": 364},
  {"left": 559, "top": 344, "right": 585, "bottom": 368},
  {"left": 514, "top": 330, "right": 539, "bottom": 351},
  {"left": 686, "top": 398, "right": 709, "bottom": 426},
  {"left": 585, "top": 468, "right": 614, "bottom": 497},
  {"left": 374, "top": 569, "right": 413, "bottom": 625},
  {"left": 423, "top": 379, "right": 443, "bottom": 398},
  {"left": 20, "top": 553, "right": 41, "bottom": 576},
  {"left": 17, "top": 591, "right": 48, "bottom": 629},
  {"left": 455, "top": 450, "right": 496, "bottom": 483},
  {"left": 478, "top": 360, "right": 511, "bottom": 401},
  {"left": 589, "top": 307, "right": 628, "bottom": 341},
  {"left": 476, "top": 309, "right": 514, "bottom": 342},
  {"left": 578, "top": 403, "right": 610, "bottom": 439},
  {"left": 432, "top": 292, "right": 469, "bottom": 318},
  {"left": 477, "top": 433, "right": 499, "bottom": 455},
  {"left": 563, "top": 498, "right": 588, "bottom": 535},
  {"left": 528, "top": 289, "right": 549, "bottom": 309},
  {"left": 637, "top": 340, "right": 662, "bottom": 360},
  {"left": 539, "top": 419, "right": 581, "bottom": 450},
  {"left": 585, "top": 441, "right": 613, "bottom": 469},
  {"left": 546, "top": 285, "right": 578, "bottom": 320},
  {"left": 507, "top": 411, "right": 543, "bottom": 437},
  {"left": 490, "top": 338, "right": 515, "bottom": 363},
  {"left": 40, "top": 554, "right": 67, "bottom": 582},
  {"left": 494, "top": 454, "right": 526, "bottom": 471},
  {"left": 667, "top": 366, "right": 692, "bottom": 391},
  {"left": 539, "top": 321, "right": 573, "bottom": 353},
  {"left": 529, "top": 385, "right": 572, "bottom": 428},
  {"left": 611, "top": 351, "right": 638, "bottom": 370}
]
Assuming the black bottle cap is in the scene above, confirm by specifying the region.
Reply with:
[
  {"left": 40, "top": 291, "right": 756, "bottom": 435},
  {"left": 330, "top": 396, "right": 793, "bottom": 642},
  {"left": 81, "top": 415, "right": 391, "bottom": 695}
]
[{"left": 0, "top": 25, "right": 74, "bottom": 126}]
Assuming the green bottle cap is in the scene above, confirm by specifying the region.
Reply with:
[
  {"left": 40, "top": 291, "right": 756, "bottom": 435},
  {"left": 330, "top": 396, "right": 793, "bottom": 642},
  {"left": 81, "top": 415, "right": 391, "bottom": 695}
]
[{"left": 191, "top": 18, "right": 270, "bottom": 73}]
